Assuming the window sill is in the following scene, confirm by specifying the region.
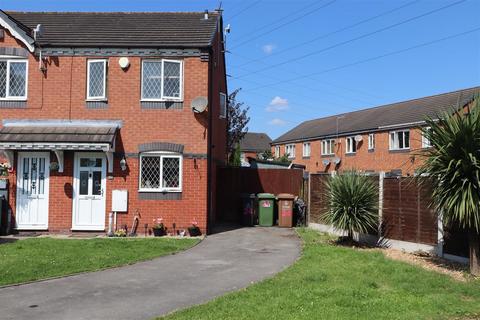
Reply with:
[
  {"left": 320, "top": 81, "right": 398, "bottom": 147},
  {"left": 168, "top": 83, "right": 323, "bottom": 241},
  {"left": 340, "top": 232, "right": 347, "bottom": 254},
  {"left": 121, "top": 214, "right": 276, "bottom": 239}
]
[
  {"left": 141, "top": 99, "right": 183, "bottom": 103},
  {"left": 138, "top": 189, "right": 182, "bottom": 193},
  {"left": 86, "top": 98, "right": 108, "bottom": 102},
  {"left": 368, "top": 149, "right": 375, "bottom": 153},
  {"left": 345, "top": 152, "right": 356, "bottom": 157},
  {"left": 302, "top": 156, "right": 311, "bottom": 159},
  {"left": 321, "top": 154, "right": 335, "bottom": 158},
  {"left": 389, "top": 148, "right": 410, "bottom": 153},
  {"left": 0, "top": 98, "right": 27, "bottom": 101}
]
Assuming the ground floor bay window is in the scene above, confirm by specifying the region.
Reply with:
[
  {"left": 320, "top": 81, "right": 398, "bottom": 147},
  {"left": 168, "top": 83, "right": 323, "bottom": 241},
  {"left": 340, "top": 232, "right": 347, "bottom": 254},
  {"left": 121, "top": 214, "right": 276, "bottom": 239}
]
[{"left": 139, "top": 152, "right": 182, "bottom": 192}]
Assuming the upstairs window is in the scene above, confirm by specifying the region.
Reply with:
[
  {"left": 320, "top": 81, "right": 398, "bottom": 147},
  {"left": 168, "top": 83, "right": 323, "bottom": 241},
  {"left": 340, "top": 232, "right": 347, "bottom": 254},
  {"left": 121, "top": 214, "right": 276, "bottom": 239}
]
[
  {"left": 368, "top": 133, "right": 375, "bottom": 150},
  {"left": 141, "top": 59, "right": 182, "bottom": 101},
  {"left": 389, "top": 130, "right": 410, "bottom": 150},
  {"left": 0, "top": 59, "right": 28, "bottom": 100},
  {"left": 87, "top": 59, "right": 107, "bottom": 100},
  {"left": 219, "top": 92, "right": 227, "bottom": 118},
  {"left": 285, "top": 144, "right": 296, "bottom": 159},
  {"left": 346, "top": 137, "right": 357, "bottom": 154},
  {"left": 139, "top": 152, "right": 182, "bottom": 192},
  {"left": 321, "top": 139, "right": 335, "bottom": 155},
  {"left": 303, "top": 142, "right": 311, "bottom": 157},
  {"left": 422, "top": 127, "right": 432, "bottom": 148}
]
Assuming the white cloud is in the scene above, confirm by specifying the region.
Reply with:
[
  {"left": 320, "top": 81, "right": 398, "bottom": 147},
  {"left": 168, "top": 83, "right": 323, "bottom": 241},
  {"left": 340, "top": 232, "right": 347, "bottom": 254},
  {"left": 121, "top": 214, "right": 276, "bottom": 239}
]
[
  {"left": 262, "top": 44, "right": 276, "bottom": 55},
  {"left": 268, "top": 118, "right": 287, "bottom": 126},
  {"left": 266, "top": 96, "right": 289, "bottom": 112}
]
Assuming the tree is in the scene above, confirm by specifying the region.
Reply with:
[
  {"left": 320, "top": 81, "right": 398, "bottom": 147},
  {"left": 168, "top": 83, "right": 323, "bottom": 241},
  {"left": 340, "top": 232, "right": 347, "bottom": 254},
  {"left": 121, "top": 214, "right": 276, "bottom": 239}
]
[
  {"left": 229, "top": 143, "right": 242, "bottom": 167},
  {"left": 418, "top": 96, "right": 480, "bottom": 275},
  {"left": 323, "top": 171, "right": 378, "bottom": 242},
  {"left": 258, "top": 150, "right": 273, "bottom": 160},
  {"left": 227, "top": 89, "right": 250, "bottom": 152}
]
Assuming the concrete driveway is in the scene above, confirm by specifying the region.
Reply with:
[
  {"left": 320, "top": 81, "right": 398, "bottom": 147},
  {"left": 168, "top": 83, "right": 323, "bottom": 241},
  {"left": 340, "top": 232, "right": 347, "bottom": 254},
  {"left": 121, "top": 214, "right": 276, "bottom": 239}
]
[{"left": 0, "top": 227, "right": 300, "bottom": 320}]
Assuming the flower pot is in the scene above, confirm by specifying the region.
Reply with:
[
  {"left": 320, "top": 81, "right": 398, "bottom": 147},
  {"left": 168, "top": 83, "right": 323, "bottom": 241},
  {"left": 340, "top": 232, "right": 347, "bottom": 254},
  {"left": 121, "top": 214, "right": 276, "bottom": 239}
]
[
  {"left": 152, "top": 228, "right": 166, "bottom": 237},
  {"left": 188, "top": 226, "right": 201, "bottom": 237}
]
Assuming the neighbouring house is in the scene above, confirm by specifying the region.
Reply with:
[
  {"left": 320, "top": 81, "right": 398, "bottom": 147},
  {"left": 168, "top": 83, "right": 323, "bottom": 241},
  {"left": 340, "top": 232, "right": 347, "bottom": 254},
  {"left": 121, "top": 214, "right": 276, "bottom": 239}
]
[
  {"left": 0, "top": 10, "right": 227, "bottom": 234},
  {"left": 238, "top": 132, "right": 271, "bottom": 165},
  {"left": 271, "top": 87, "right": 479, "bottom": 175}
]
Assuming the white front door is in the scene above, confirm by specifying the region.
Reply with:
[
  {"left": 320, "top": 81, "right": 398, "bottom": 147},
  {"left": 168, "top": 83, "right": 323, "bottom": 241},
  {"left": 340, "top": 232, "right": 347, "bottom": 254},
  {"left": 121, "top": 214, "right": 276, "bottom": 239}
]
[
  {"left": 16, "top": 152, "right": 50, "bottom": 230},
  {"left": 72, "top": 153, "right": 107, "bottom": 231}
]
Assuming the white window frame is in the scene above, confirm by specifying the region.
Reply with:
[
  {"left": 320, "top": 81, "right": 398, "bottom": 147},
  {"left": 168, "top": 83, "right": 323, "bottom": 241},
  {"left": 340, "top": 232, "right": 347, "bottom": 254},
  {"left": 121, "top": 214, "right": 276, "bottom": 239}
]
[
  {"left": 321, "top": 139, "right": 335, "bottom": 155},
  {"left": 86, "top": 59, "right": 107, "bottom": 101},
  {"left": 274, "top": 146, "right": 280, "bottom": 158},
  {"left": 389, "top": 130, "right": 410, "bottom": 150},
  {"left": 345, "top": 137, "right": 357, "bottom": 154},
  {"left": 0, "top": 58, "right": 28, "bottom": 101},
  {"left": 141, "top": 59, "right": 183, "bottom": 102},
  {"left": 138, "top": 152, "right": 183, "bottom": 193},
  {"left": 422, "top": 127, "right": 432, "bottom": 148},
  {"left": 302, "top": 142, "right": 311, "bottom": 157},
  {"left": 219, "top": 92, "right": 227, "bottom": 118},
  {"left": 368, "top": 133, "right": 375, "bottom": 150},
  {"left": 285, "top": 144, "right": 296, "bottom": 159}
]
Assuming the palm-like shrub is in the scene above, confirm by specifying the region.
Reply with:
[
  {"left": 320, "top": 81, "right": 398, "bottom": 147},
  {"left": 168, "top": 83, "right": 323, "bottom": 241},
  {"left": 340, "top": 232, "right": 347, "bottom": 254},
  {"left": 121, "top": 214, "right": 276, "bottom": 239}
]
[
  {"left": 323, "top": 171, "right": 378, "bottom": 241},
  {"left": 418, "top": 96, "right": 480, "bottom": 275}
]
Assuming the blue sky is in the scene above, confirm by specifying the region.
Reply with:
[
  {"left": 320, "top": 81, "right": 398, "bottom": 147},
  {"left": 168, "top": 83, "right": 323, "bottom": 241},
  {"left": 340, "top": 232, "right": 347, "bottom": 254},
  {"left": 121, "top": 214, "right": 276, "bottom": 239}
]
[{"left": 1, "top": 0, "right": 479, "bottom": 139}]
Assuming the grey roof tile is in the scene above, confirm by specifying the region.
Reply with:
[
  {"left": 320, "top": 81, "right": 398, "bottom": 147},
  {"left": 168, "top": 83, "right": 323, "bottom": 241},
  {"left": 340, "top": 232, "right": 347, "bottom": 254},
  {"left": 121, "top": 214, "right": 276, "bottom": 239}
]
[
  {"left": 239, "top": 132, "right": 272, "bottom": 152},
  {"left": 273, "top": 87, "right": 480, "bottom": 144},
  {"left": 5, "top": 11, "right": 219, "bottom": 48}
]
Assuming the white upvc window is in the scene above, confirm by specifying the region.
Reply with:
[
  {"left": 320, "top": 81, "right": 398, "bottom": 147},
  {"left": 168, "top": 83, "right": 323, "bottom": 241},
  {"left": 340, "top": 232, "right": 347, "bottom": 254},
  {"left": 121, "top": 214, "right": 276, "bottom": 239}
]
[
  {"left": 0, "top": 59, "right": 28, "bottom": 100},
  {"left": 303, "top": 142, "right": 311, "bottom": 157},
  {"left": 141, "top": 59, "right": 183, "bottom": 101},
  {"left": 87, "top": 59, "right": 107, "bottom": 100},
  {"left": 389, "top": 130, "right": 410, "bottom": 150},
  {"left": 422, "top": 127, "right": 432, "bottom": 148},
  {"left": 368, "top": 133, "right": 375, "bottom": 150},
  {"left": 139, "top": 152, "right": 183, "bottom": 192},
  {"left": 285, "top": 144, "right": 296, "bottom": 159},
  {"left": 219, "top": 92, "right": 227, "bottom": 118},
  {"left": 274, "top": 145, "right": 280, "bottom": 158},
  {"left": 321, "top": 139, "right": 335, "bottom": 155},
  {"left": 345, "top": 136, "right": 357, "bottom": 154}
]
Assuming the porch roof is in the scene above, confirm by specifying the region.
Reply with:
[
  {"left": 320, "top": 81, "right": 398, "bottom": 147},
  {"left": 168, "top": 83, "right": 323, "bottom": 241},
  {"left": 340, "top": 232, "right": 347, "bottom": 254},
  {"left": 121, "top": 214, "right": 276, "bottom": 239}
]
[{"left": 0, "top": 126, "right": 117, "bottom": 149}]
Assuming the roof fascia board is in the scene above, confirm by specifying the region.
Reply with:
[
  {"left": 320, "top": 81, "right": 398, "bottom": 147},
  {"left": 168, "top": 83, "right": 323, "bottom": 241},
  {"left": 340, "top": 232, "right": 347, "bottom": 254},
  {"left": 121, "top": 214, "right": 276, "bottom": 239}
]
[
  {"left": 38, "top": 47, "right": 204, "bottom": 57},
  {"left": 3, "top": 119, "right": 123, "bottom": 128},
  {"left": 0, "top": 11, "right": 35, "bottom": 52}
]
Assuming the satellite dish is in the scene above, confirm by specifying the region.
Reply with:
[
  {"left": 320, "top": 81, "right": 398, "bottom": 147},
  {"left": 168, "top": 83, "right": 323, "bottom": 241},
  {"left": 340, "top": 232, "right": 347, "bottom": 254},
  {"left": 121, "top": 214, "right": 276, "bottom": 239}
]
[
  {"left": 191, "top": 97, "right": 208, "bottom": 113},
  {"left": 119, "top": 57, "right": 130, "bottom": 69},
  {"left": 322, "top": 159, "right": 330, "bottom": 166},
  {"left": 354, "top": 135, "right": 363, "bottom": 142},
  {"left": 333, "top": 157, "right": 341, "bottom": 165}
]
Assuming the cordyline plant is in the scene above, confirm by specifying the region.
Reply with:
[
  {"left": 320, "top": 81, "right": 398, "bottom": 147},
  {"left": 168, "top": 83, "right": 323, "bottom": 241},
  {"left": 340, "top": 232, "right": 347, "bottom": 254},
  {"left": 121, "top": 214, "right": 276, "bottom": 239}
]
[
  {"left": 323, "top": 171, "right": 378, "bottom": 242},
  {"left": 417, "top": 95, "right": 480, "bottom": 275}
]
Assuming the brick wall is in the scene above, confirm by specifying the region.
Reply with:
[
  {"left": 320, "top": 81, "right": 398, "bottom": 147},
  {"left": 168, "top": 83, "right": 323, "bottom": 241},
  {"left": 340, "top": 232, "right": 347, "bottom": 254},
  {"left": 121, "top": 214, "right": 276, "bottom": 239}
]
[
  {"left": 0, "top": 26, "right": 225, "bottom": 234},
  {"left": 273, "top": 129, "right": 425, "bottom": 175}
]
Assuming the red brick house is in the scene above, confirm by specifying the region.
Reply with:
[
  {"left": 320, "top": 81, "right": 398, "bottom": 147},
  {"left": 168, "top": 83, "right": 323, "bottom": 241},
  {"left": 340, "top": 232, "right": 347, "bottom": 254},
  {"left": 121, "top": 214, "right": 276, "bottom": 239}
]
[
  {"left": 238, "top": 132, "right": 272, "bottom": 164},
  {"left": 272, "top": 87, "right": 479, "bottom": 175},
  {"left": 0, "top": 10, "right": 227, "bottom": 234}
]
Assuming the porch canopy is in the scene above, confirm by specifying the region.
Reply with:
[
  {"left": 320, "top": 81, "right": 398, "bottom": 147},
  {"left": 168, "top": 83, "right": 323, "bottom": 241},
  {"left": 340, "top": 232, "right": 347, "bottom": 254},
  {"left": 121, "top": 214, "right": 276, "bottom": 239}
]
[{"left": 0, "top": 120, "right": 121, "bottom": 173}]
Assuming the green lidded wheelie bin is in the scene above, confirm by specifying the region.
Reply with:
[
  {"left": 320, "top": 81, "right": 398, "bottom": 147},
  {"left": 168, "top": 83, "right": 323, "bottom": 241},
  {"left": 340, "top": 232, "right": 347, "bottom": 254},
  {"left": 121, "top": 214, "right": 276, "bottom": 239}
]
[{"left": 257, "top": 193, "right": 275, "bottom": 227}]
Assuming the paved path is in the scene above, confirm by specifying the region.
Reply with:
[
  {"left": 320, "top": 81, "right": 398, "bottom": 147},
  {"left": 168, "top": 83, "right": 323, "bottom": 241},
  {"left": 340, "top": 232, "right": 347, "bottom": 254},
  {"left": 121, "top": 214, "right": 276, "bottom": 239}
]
[{"left": 0, "top": 227, "right": 300, "bottom": 320}]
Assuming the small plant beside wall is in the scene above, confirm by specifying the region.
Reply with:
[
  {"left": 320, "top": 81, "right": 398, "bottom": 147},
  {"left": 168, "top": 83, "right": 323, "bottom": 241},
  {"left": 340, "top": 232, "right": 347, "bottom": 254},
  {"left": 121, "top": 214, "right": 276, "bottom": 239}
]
[
  {"left": 323, "top": 170, "right": 378, "bottom": 243},
  {"left": 152, "top": 218, "right": 167, "bottom": 237},
  {"left": 188, "top": 219, "right": 202, "bottom": 237},
  {"left": 0, "top": 162, "right": 9, "bottom": 176}
]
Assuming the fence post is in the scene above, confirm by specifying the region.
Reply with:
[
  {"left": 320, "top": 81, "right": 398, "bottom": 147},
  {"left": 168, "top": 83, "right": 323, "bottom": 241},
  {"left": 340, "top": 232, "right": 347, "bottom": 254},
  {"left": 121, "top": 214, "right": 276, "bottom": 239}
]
[
  {"left": 437, "top": 209, "right": 444, "bottom": 257},
  {"left": 307, "top": 172, "right": 311, "bottom": 226},
  {"left": 378, "top": 171, "right": 385, "bottom": 238}
]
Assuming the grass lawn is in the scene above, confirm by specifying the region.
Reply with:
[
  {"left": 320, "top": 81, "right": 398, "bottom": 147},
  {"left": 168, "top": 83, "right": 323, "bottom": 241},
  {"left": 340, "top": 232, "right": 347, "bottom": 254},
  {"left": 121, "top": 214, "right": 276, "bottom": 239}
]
[
  {"left": 160, "top": 229, "right": 480, "bottom": 320},
  {"left": 0, "top": 237, "right": 198, "bottom": 286}
]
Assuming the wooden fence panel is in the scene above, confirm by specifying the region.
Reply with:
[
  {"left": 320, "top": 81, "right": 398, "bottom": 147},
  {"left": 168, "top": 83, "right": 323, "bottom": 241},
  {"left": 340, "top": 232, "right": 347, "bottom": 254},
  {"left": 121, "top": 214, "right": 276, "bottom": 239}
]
[
  {"left": 216, "top": 167, "right": 304, "bottom": 223},
  {"left": 309, "top": 174, "right": 330, "bottom": 224}
]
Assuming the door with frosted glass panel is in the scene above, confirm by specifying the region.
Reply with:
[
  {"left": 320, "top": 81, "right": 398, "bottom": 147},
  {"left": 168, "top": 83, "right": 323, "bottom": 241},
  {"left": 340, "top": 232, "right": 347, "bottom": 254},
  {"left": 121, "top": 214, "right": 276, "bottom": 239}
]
[
  {"left": 72, "top": 153, "right": 106, "bottom": 230},
  {"left": 16, "top": 153, "right": 50, "bottom": 229}
]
